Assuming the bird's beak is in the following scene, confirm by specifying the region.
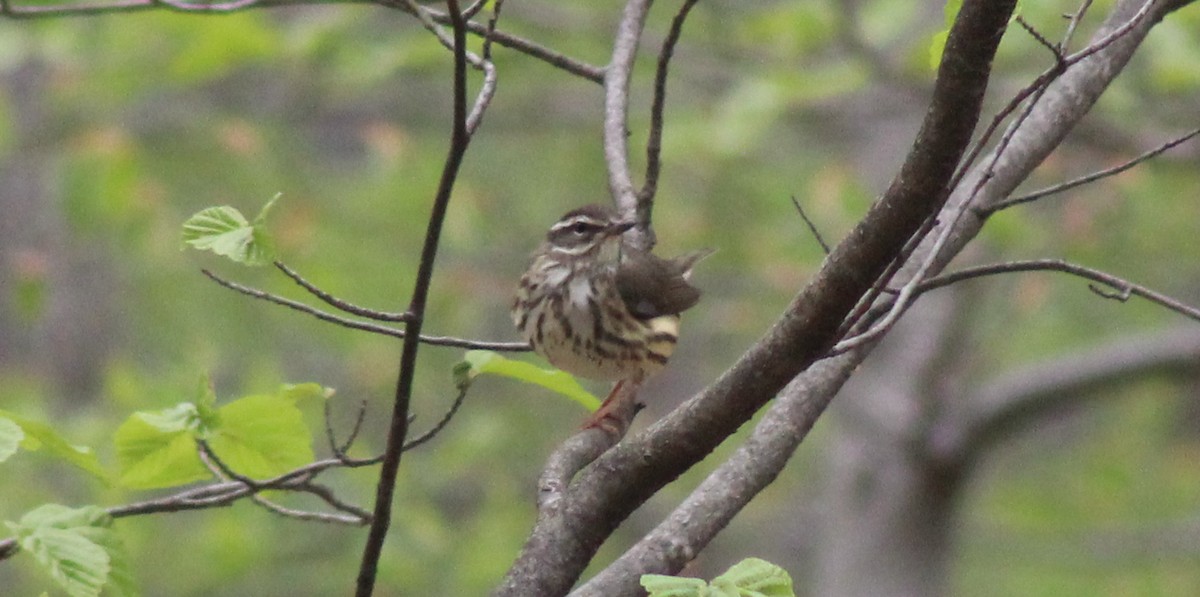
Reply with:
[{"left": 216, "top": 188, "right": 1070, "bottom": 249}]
[{"left": 606, "top": 219, "right": 636, "bottom": 237}]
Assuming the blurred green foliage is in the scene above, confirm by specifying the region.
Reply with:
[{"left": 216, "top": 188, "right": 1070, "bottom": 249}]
[{"left": 1, "top": 0, "right": 1198, "bottom": 595}]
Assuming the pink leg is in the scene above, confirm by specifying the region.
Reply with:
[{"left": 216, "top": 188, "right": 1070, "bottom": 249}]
[{"left": 580, "top": 378, "right": 641, "bottom": 436}]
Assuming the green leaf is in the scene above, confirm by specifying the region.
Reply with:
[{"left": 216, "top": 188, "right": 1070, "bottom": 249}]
[
  {"left": 928, "top": 0, "right": 962, "bottom": 70},
  {"left": 642, "top": 559, "right": 795, "bottom": 597},
  {"left": 114, "top": 409, "right": 209, "bottom": 489},
  {"left": 132, "top": 402, "right": 203, "bottom": 434},
  {"left": 0, "top": 409, "right": 109, "bottom": 483},
  {"left": 712, "top": 558, "right": 794, "bottom": 597},
  {"left": 207, "top": 393, "right": 313, "bottom": 479},
  {"left": 0, "top": 415, "right": 22, "bottom": 463},
  {"left": 641, "top": 574, "right": 708, "bottom": 597},
  {"left": 459, "top": 350, "right": 601, "bottom": 411},
  {"left": 180, "top": 198, "right": 277, "bottom": 266},
  {"left": 7, "top": 505, "right": 123, "bottom": 597}
]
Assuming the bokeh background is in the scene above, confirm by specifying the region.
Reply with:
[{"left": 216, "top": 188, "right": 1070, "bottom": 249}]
[{"left": 2, "top": 1, "right": 1200, "bottom": 594}]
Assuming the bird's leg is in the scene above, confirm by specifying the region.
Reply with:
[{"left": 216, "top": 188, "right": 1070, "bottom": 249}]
[{"left": 580, "top": 378, "right": 643, "bottom": 437}]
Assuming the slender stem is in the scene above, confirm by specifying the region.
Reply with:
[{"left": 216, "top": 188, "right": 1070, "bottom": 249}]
[
  {"left": 989, "top": 127, "right": 1200, "bottom": 211},
  {"left": 203, "top": 269, "right": 530, "bottom": 351},
  {"left": 916, "top": 259, "right": 1200, "bottom": 321},
  {"left": 640, "top": 0, "right": 699, "bottom": 219},
  {"left": 354, "top": 1, "right": 472, "bottom": 594}
]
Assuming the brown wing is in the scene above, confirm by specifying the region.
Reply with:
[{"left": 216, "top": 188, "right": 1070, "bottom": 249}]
[{"left": 615, "top": 249, "right": 712, "bottom": 319}]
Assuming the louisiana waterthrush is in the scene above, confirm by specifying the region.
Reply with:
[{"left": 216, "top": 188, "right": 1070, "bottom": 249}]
[{"left": 512, "top": 204, "right": 712, "bottom": 427}]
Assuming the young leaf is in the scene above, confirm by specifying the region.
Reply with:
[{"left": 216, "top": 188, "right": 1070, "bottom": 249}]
[
  {"left": 0, "top": 415, "right": 22, "bottom": 463},
  {"left": 711, "top": 558, "right": 794, "bottom": 597},
  {"left": 6, "top": 504, "right": 123, "bottom": 597},
  {"left": 114, "top": 409, "right": 209, "bottom": 489},
  {"left": 640, "top": 574, "right": 708, "bottom": 597},
  {"left": 458, "top": 350, "right": 601, "bottom": 411},
  {"left": 206, "top": 393, "right": 313, "bottom": 479},
  {"left": 0, "top": 409, "right": 109, "bottom": 482},
  {"left": 180, "top": 196, "right": 277, "bottom": 266}
]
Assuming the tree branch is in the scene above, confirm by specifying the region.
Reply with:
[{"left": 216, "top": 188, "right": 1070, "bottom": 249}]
[
  {"left": 202, "top": 268, "right": 530, "bottom": 352},
  {"left": 0, "top": 0, "right": 605, "bottom": 83},
  {"left": 355, "top": 1, "right": 475, "bottom": 594},
  {"left": 603, "top": 0, "right": 653, "bottom": 250},
  {"left": 987, "top": 126, "right": 1200, "bottom": 211},
  {"left": 916, "top": 259, "right": 1200, "bottom": 322},
  {"left": 638, "top": 0, "right": 700, "bottom": 226}
]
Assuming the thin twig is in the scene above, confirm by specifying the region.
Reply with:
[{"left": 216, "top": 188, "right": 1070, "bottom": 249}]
[
  {"left": 639, "top": 0, "right": 700, "bottom": 216},
  {"left": 203, "top": 269, "right": 530, "bottom": 351},
  {"left": 274, "top": 262, "right": 411, "bottom": 322},
  {"left": 298, "top": 482, "right": 374, "bottom": 524},
  {"left": 0, "top": 0, "right": 604, "bottom": 83},
  {"left": 989, "top": 127, "right": 1200, "bottom": 211},
  {"left": 481, "top": 0, "right": 504, "bottom": 61},
  {"left": 393, "top": 0, "right": 605, "bottom": 83},
  {"left": 1016, "top": 15, "right": 1065, "bottom": 62},
  {"left": 323, "top": 398, "right": 384, "bottom": 467},
  {"left": 791, "top": 195, "right": 832, "bottom": 255},
  {"left": 916, "top": 259, "right": 1200, "bottom": 322},
  {"left": 401, "top": 384, "right": 470, "bottom": 451},
  {"left": 1061, "top": 0, "right": 1096, "bottom": 51}
]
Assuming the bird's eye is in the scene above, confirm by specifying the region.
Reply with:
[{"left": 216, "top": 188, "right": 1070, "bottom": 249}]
[{"left": 572, "top": 222, "right": 590, "bottom": 234}]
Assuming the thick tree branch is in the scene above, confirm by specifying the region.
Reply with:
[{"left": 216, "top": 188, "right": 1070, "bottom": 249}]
[{"left": 494, "top": 2, "right": 1017, "bottom": 594}]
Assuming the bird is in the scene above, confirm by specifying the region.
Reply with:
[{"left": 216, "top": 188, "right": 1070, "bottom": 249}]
[{"left": 511, "top": 203, "right": 713, "bottom": 430}]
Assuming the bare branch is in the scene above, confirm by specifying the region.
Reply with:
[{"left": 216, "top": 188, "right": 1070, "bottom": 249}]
[
  {"left": 1, "top": 0, "right": 604, "bottom": 83},
  {"left": 1061, "top": 0, "right": 1096, "bottom": 51},
  {"left": 604, "top": 0, "right": 653, "bottom": 249},
  {"left": 401, "top": 383, "right": 471, "bottom": 452},
  {"left": 639, "top": 0, "right": 700, "bottom": 214},
  {"left": 356, "top": 0, "right": 476, "bottom": 593},
  {"left": 791, "top": 196, "right": 832, "bottom": 255},
  {"left": 916, "top": 259, "right": 1200, "bottom": 322},
  {"left": 989, "top": 127, "right": 1200, "bottom": 211},
  {"left": 274, "top": 262, "right": 410, "bottom": 323},
  {"left": 203, "top": 269, "right": 530, "bottom": 351}
]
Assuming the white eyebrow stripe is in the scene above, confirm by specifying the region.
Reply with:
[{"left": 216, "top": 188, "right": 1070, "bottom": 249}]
[{"left": 550, "top": 215, "right": 605, "bottom": 233}]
